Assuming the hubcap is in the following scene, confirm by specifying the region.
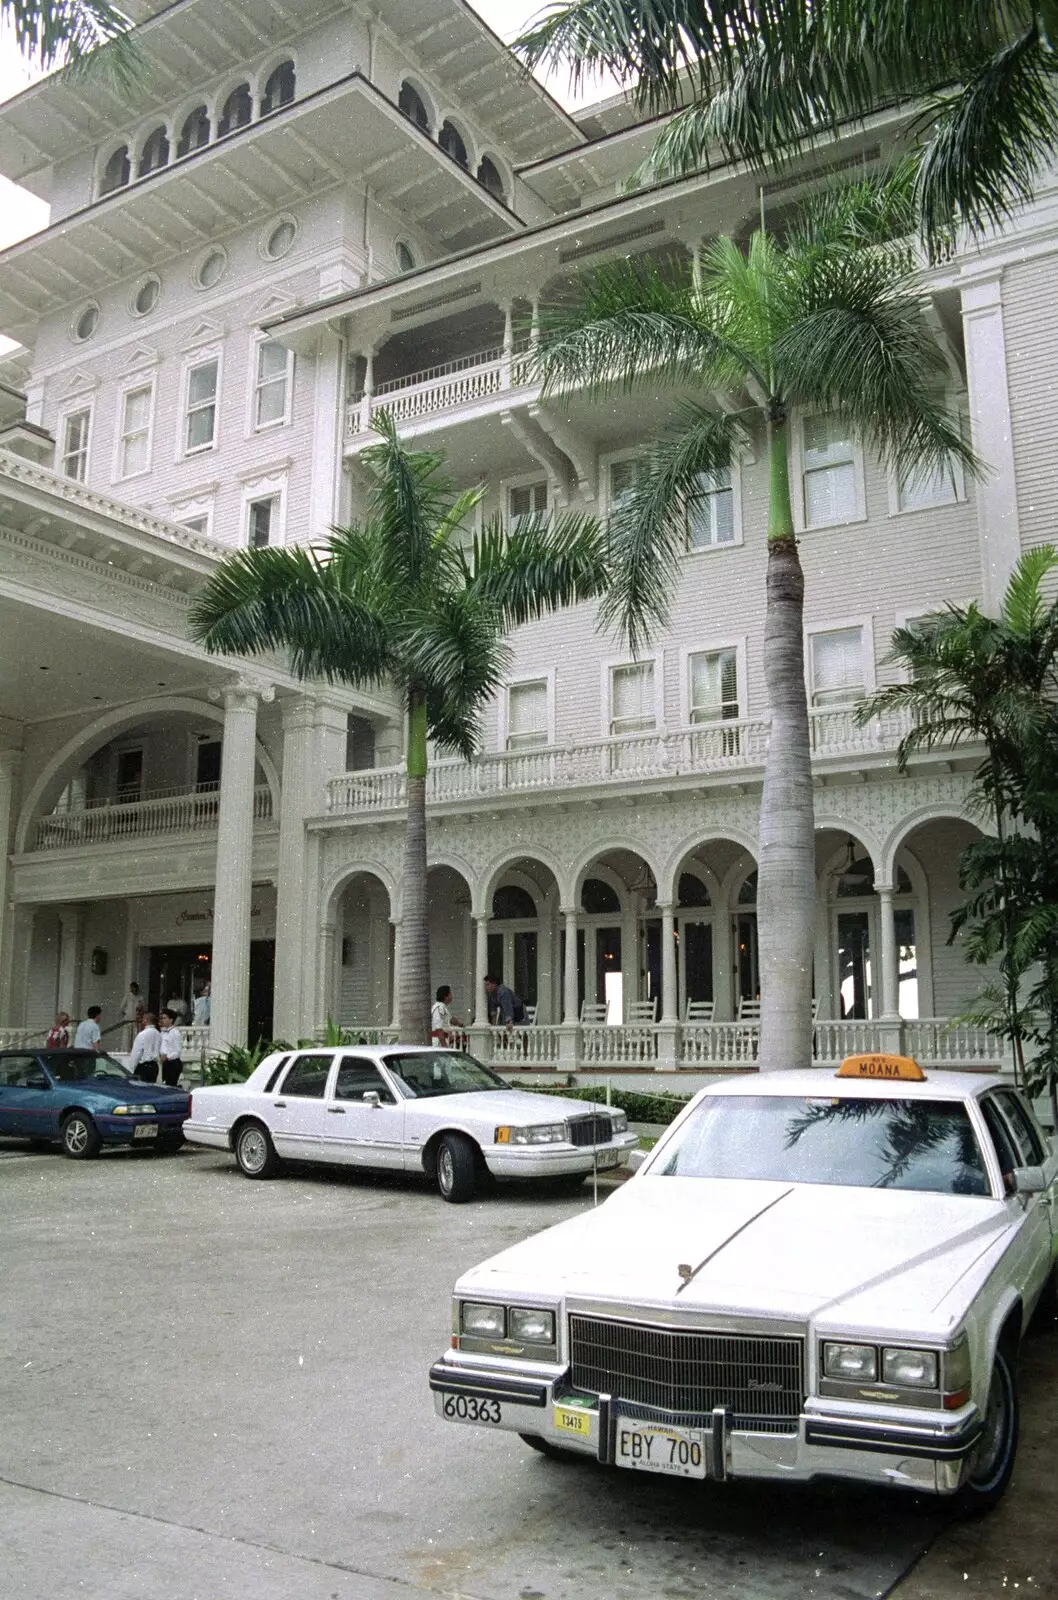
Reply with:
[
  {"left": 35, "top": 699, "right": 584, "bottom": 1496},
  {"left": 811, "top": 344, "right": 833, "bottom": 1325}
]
[
  {"left": 65, "top": 1118, "right": 88, "bottom": 1154},
  {"left": 970, "top": 1364, "right": 1008, "bottom": 1486},
  {"left": 438, "top": 1146, "right": 453, "bottom": 1192},
  {"left": 240, "top": 1128, "right": 267, "bottom": 1173}
]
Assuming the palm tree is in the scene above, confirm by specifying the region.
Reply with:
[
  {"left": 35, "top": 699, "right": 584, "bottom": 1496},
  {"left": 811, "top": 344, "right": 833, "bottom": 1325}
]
[
  {"left": 6, "top": 0, "right": 131, "bottom": 70},
  {"left": 188, "top": 413, "right": 608, "bottom": 1045},
  {"left": 534, "top": 182, "right": 977, "bottom": 1069},
  {"left": 517, "top": 2, "right": 1058, "bottom": 250}
]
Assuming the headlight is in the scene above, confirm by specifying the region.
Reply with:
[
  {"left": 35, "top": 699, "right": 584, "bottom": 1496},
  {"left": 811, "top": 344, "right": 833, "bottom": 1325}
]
[
  {"left": 882, "top": 1347, "right": 939, "bottom": 1388},
  {"left": 823, "top": 1342, "right": 877, "bottom": 1381},
  {"left": 610, "top": 1110, "right": 628, "bottom": 1134},
  {"left": 461, "top": 1302, "right": 505, "bottom": 1338},
  {"left": 494, "top": 1123, "right": 567, "bottom": 1145},
  {"left": 112, "top": 1104, "right": 157, "bottom": 1116},
  {"left": 508, "top": 1307, "right": 555, "bottom": 1344}
]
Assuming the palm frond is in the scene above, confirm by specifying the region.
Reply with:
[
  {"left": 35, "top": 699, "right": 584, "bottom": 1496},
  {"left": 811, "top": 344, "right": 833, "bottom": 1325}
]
[
  {"left": 915, "top": 27, "right": 1058, "bottom": 244},
  {"left": 4, "top": 0, "right": 132, "bottom": 68},
  {"left": 465, "top": 511, "right": 609, "bottom": 626},
  {"left": 359, "top": 409, "right": 452, "bottom": 591},
  {"left": 599, "top": 404, "right": 744, "bottom": 653},
  {"left": 1001, "top": 545, "right": 1058, "bottom": 637},
  {"left": 535, "top": 255, "right": 761, "bottom": 398},
  {"left": 404, "top": 589, "right": 514, "bottom": 759},
  {"left": 188, "top": 544, "right": 394, "bottom": 687}
]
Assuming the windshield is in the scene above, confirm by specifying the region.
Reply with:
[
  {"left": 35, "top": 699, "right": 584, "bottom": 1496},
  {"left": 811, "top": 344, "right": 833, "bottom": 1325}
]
[
  {"left": 47, "top": 1053, "right": 132, "bottom": 1083},
  {"left": 656, "top": 1095, "right": 990, "bottom": 1197},
  {"left": 383, "top": 1051, "right": 511, "bottom": 1099}
]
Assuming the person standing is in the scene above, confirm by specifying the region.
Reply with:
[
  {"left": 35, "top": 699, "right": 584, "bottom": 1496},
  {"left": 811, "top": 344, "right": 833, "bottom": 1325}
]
[
  {"left": 122, "top": 981, "right": 144, "bottom": 1048},
  {"left": 430, "top": 985, "right": 463, "bottom": 1047},
  {"left": 165, "top": 991, "right": 188, "bottom": 1025},
  {"left": 158, "top": 1009, "right": 183, "bottom": 1088},
  {"left": 74, "top": 1006, "right": 103, "bottom": 1051},
  {"left": 192, "top": 981, "right": 211, "bottom": 1027},
  {"left": 128, "top": 1014, "right": 162, "bottom": 1083},
  {"left": 46, "top": 1012, "right": 70, "bottom": 1048}
]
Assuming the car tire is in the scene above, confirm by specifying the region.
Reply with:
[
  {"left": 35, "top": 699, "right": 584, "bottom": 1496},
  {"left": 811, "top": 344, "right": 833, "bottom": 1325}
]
[
  {"left": 61, "top": 1111, "right": 101, "bottom": 1160},
  {"left": 546, "top": 1173, "right": 587, "bottom": 1195},
  {"left": 519, "top": 1433, "right": 585, "bottom": 1463},
  {"left": 436, "top": 1133, "right": 476, "bottom": 1203},
  {"left": 956, "top": 1344, "right": 1019, "bottom": 1515},
  {"left": 234, "top": 1120, "right": 280, "bottom": 1179},
  {"left": 155, "top": 1133, "right": 185, "bottom": 1155}
]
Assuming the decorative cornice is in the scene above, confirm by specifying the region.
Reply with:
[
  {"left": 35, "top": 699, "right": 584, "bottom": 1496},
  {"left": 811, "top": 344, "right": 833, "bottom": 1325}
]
[{"left": 1, "top": 523, "right": 195, "bottom": 605}]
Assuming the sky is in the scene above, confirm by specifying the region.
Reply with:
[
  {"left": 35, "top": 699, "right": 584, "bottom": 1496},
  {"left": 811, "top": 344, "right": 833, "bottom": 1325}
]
[{"left": 0, "top": 1, "right": 619, "bottom": 255}]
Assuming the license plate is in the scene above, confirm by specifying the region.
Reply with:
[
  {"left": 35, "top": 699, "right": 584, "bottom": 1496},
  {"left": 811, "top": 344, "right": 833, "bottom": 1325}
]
[
  {"left": 615, "top": 1417, "right": 706, "bottom": 1479},
  {"left": 133, "top": 1124, "right": 158, "bottom": 1140},
  {"left": 554, "top": 1405, "right": 592, "bottom": 1438},
  {"left": 595, "top": 1150, "right": 620, "bottom": 1169}
]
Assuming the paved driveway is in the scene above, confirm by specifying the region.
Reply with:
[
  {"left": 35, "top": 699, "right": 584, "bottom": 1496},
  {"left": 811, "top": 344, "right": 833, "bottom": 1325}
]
[{"left": 0, "top": 1141, "right": 1030, "bottom": 1600}]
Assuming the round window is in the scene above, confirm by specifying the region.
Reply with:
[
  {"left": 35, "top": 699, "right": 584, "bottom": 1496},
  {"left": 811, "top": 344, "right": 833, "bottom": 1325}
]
[
  {"left": 265, "top": 218, "right": 297, "bottom": 260},
  {"left": 132, "top": 276, "right": 159, "bottom": 315},
  {"left": 395, "top": 241, "right": 416, "bottom": 273},
  {"left": 195, "top": 248, "right": 227, "bottom": 289},
  {"left": 73, "top": 304, "right": 99, "bottom": 341}
]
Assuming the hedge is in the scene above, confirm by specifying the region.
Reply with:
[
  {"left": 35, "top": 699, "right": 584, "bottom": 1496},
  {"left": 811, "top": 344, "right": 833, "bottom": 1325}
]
[{"left": 508, "top": 1080, "right": 691, "bottom": 1127}]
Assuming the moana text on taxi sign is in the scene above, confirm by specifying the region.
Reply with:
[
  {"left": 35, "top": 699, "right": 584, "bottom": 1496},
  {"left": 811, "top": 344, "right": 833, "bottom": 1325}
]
[{"left": 836, "top": 1053, "right": 927, "bottom": 1082}]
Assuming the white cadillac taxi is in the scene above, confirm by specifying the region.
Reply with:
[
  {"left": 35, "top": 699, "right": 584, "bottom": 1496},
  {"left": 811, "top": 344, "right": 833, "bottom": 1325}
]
[{"left": 430, "top": 1056, "right": 1058, "bottom": 1509}]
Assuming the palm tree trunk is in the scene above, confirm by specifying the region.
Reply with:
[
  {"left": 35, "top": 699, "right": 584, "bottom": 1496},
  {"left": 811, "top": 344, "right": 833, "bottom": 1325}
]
[
  {"left": 757, "top": 413, "right": 815, "bottom": 1071},
  {"left": 398, "top": 689, "right": 430, "bottom": 1044}
]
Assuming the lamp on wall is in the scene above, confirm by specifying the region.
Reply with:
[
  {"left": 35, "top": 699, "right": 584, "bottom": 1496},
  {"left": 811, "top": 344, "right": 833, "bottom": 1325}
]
[{"left": 90, "top": 947, "right": 108, "bottom": 976}]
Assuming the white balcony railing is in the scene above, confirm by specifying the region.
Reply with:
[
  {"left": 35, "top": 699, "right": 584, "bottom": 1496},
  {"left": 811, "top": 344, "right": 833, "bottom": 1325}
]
[
  {"left": 28, "top": 784, "right": 274, "bottom": 852},
  {"left": 347, "top": 345, "right": 534, "bottom": 437},
  {"left": 326, "top": 710, "right": 913, "bottom": 816}
]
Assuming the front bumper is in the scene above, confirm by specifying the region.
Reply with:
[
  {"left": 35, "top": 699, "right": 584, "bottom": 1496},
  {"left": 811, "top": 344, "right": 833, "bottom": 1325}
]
[
  {"left": 96, "top": 1112, "right": 187, "bottom": 1146},
  {"left": 429, "top": 1353, "right": 983, "bottom": 1495},
  {"left": 484, "top": 1131, "right": 639, "bottom": 1180}
]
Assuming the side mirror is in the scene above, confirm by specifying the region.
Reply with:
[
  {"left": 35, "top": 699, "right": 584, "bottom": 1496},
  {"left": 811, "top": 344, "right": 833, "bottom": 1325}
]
[
  {"left": 362, "top": 1090, "right": 381, "bottom": 1108},
  {"left": 626, "top": 1147, "right": 649, "bottom": 1174},
  {"left": 1013, "top": 1165, "right": 1047, "bottom": 1195}
]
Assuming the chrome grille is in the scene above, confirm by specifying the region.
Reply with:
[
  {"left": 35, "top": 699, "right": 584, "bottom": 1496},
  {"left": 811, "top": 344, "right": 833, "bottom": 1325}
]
[
  {"left": 567, "top": 1114, "right": 612, "bottom": 1147},
  {"left": 568, "top": 1314, "right": 804, "bottom": 1434}
]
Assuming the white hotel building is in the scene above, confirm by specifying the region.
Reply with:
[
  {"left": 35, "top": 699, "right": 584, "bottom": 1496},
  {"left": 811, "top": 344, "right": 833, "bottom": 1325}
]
[{"left": 0, "top": 0, "right": 1051, "bottom": 1079}]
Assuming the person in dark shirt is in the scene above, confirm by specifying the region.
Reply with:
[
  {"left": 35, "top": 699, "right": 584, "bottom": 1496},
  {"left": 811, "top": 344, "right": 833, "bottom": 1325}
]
[{"left": 483, "top": 974, "right": 525, "bottom": 1028}]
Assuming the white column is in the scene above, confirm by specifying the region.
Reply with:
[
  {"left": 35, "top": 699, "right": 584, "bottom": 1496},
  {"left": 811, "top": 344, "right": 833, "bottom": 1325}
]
[
  {"left": 561, "top": 906, "right": 579, "bottom": 1023},
  {"left": 713, "top": 893, "right": 733, "bottom": 1020},
  {"left": 309, "top": 329, "right": 345, "bottom": 539},
  {"left": 361, "top": 347, "right": 376, "bottom": 432},
  {"left": 659, "top": 903, "right": 678, "bottom": 1023},
  {"left": 961, "top": 275, "right": 1021, "bottom": 612},
  {"left": 876, "top": 882, "right": 899, "bottom": 1020},
  {"left": 529, "top": 298, "right": 541, "bottom": 349},
  {"left": 0, "top": 748, "right": 23, "bottom": 1022},
  {"left": 501, "top": 302, "right": 514, "bottom": 388},
  {"left": 389, "top": 917, "right": 401, "bottom": 1028},
  {"left": 473, "top": 913, "right": 490, "bottom": 1025},
  {"left": 317, "top": 921, "right": 337, "bottom": 1029},
  {"left": 57, "top": 905, "right": 84, "bottom": 1017},
  {"left": 210, "top": 681, "right": 265, "bottom": 1051}
]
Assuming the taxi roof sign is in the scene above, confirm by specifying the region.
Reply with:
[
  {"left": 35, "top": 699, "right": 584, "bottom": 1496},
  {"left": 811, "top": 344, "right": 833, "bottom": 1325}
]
[{"left": 836, "top": 1053, "right": 926, "bottom": 1082}]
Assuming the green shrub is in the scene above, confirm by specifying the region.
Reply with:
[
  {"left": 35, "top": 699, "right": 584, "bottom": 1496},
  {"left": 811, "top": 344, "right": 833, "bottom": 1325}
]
[
  {"left": 202, "top": 1038, "right": 292, "bottom": 1085},
  {"left": 508, "top": 1081, "right": 691, "bottom": 1126}
]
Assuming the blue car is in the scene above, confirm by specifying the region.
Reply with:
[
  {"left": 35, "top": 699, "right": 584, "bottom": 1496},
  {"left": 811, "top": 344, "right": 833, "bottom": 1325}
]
[{"left": 0, "top": 1049, "right": 189, "bottom": 1158}]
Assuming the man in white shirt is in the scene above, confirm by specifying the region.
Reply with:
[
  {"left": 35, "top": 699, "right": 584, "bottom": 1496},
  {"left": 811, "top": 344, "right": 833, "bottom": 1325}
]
[
  {"left": 158, "top": 1009, "right": 183, "bottom": 1088},
  {"left": 128, "top": 1014, "right": 162, "bottom": 1083},
  {"left": 121, "top": 982, "right": 144, "bottom": 1047},
  {"left": 192, "top": 982, "right": 211, "bottom": 1027},
  {"left": 430, "top": 985, "right": 463, "bottom": 1047},
  {"left": 73, "top": 1007, "right": 102, "bottom": 1051}
]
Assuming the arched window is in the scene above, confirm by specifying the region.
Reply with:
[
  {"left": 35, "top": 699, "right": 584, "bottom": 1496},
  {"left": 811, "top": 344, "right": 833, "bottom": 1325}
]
[
  {"left": 136, "top": 125, "right": 169, "bottom": 178},
  {"left": 677, "top": 872, "right": 710, "bottom": 908},
  {"left": 438, "top": 119, "right": 468, "bottom": 168},
  {"left": 395, "top": 241, "right": 416, "bottom": 273},
  {"left": 176, "top": 105, "right": 210, "bottom": 157},
  {"left": 581, "top": 877, "right": 620, "bottom": 915},
  {"left": 492, "top": 885, "right": 537, "bottom": 919},
  {"left": 260, "top": 60, "right": 295, "bottom": 116},
  {"left": 476, "top": 155, "right": 504, "bottom": 201},
  {"left": 398, "top": 80, "right": 430, "bottom": 132},
  {"left": 218, "top": 83, "right": 252, "bottom": 137},
  {"left": 100, "top": 144, "right": 130, "bottom": 195}
]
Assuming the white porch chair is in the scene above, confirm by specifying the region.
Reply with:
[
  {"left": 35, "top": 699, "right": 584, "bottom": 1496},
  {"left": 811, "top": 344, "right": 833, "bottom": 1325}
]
[
  {"left": 684, "top": 999, "right": 715, "bottom": 1023},
  {"left": 580, "top": 1001, "right": 608, "bottom": 1024},
  {"left": 627, "top": 998, "right": 658, "bottom": 1023},
  {"left": 523, "top": 1005, "right": 537, "bottom": 1025},
  {"left": 737, "top": 996, "right": 761, "bottom": 1021}
]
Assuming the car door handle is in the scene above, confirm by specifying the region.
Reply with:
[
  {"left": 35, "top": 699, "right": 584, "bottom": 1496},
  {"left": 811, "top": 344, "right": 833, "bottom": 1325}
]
[
  {"left": 273, "top": 1100, "right": 287, "bottom": 1108},
  {"left": 327, "top": 1107, "right": 345, "bottom": 1115}
]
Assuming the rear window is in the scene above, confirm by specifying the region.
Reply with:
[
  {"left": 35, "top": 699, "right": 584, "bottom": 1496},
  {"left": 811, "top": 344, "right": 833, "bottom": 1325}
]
[{"left": 656, "top": 1094, "right": 990, "bottom": 1196}]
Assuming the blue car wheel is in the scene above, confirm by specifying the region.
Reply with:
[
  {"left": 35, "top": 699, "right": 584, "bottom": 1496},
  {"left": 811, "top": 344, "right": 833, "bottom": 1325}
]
[{"left": 61, "top": 1110, "right": 101, "bottom": 1160}]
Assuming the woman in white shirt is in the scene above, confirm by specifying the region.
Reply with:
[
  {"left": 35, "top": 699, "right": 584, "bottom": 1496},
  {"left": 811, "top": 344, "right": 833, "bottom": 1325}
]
[
  {"left": 158, "top": 1009, "right": 183, "bottom": 1088},
  {"left": 128, "top": 1014, "right": 162, "bottom": 1083}
]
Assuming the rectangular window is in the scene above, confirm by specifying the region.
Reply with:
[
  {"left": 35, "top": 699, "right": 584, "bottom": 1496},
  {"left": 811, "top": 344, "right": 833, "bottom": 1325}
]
[
  {"left": 610, "top": 661, "right": 655, "bottom": 735},
  {"left": 61, "top": 408, "right": 91, "bottom": 481},
  {"left": 810, "top": 627, "right": 865, "bottom": 707},
  {"left": 509, "top": 480, "right": 547, "bottom": 524},
  {"left": 506, "top": 680, "right": 548, "bottom": 749},
  {"left": 185, "top": 358, "right": 218, "bottom": 453},
  {"left": 114, "top": 747, "right": 144, "bottom": 802},
  {"left": 254, "top": 339, "right": 291, "bottom": 429},
  {"left": 609, "top": 457, "right": 644, "bottom": 513},
  {"left": 689, "top": 648, "right": 739, "bottom": 723},
  {"left": 688, "top": 468, "right": 735, "bottom": 549},
  {"left": 248, "top": 494, "right": 278, "bottom": 548},
  {"left": 119, "top": 386, "right": 152, "bottom": 478},
  {"left": 896, "top": 461, "right": 959, "bottom": 512},
  {"left": 803, "top": 415, "right": 858, "bottom": 527}
]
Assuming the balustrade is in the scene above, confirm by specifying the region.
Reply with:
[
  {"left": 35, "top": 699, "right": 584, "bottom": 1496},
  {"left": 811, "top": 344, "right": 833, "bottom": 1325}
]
[
  {"left": 348, "top": 343, "right": 536, "bottom": 437},
  {"left": 28, "top": 784, "right": 273, "bottom": 852}
]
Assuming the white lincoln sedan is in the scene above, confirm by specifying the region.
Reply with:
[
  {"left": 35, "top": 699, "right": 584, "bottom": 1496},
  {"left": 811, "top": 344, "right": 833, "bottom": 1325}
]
[
  {"left": 430, "top": 1055, "right": 1058, "bottom": 1510},
  {"left": 183, "top": 1045, "right": 638, "bottom": 1201}
]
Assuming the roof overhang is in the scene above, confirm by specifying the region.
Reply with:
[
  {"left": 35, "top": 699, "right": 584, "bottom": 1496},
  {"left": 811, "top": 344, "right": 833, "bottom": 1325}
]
[{"left": 0, "top": 73, "right": 526, "bottom": 343}]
